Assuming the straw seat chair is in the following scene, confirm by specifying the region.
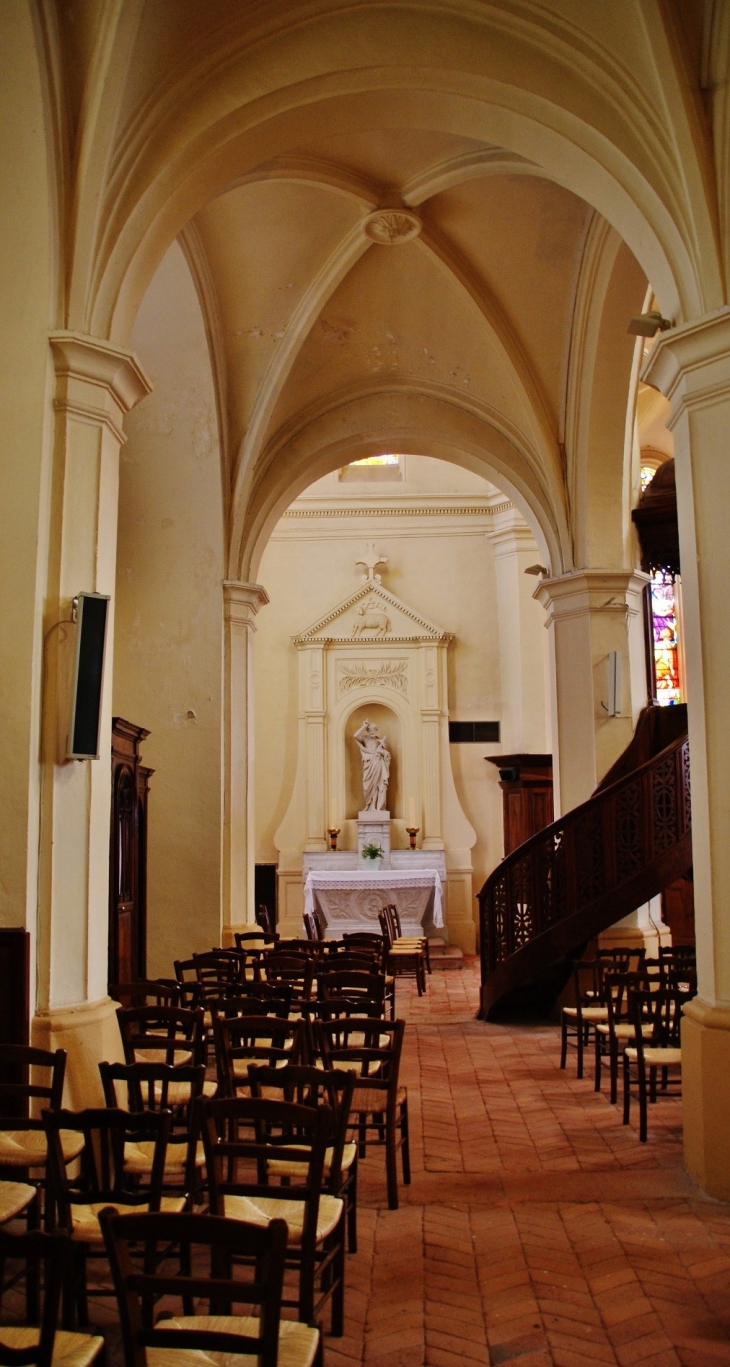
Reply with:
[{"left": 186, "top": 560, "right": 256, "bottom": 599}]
[
  {"left": 0, "top": 1228, "right": 105, "bottom": 1367},
  {"left": 116, "top": 1007, "right": 215, "bottom": 1104},
  {"left": 593, "top": 970, "right": 650, "bottom": 1102},
  {"left": 316, "top": 1017, "right": 409, "bottom": 1210},
  {"left": 42, "top": 1109, "right": 185, "bottom": 1326},
  {"left": 560, "top": 960, "right": 609, "bottom": 1079},
  {"left": 99, "top": 1061, "right": 206, "bottom": 1199},
  {"left": 623, "top": 988, "right": 688, "bottom": 1142},
  {"left": 212, "top": 1017, "right": 306, "bottom": 1097},
  {"left": 378, "top": 911, "right": 425, "bottom": 996},
  {"left": 196, "top": 1095, "right": 344, "bottom": 1333},
  {"left": 99, "top": 1208, "right": 322, "bottom": 1367}
]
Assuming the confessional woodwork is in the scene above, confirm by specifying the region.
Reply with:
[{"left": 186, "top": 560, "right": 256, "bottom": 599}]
[
  {"left": 109, "top": 719, "right": 153, "bottom": 988},
  {"left": 486, "top": 754, "right": 554, "bottom": 856}
]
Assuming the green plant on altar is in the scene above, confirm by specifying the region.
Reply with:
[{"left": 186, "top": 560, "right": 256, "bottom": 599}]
[{"left": 361, "top": 842, "right": 385, "bottom": 861}]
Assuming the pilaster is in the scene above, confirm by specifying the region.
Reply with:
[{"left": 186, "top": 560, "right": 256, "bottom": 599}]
[
  {"left": 485, "top": 506, "right": 547, "bottom": 753},
  {"left": 222, "top": 580, "right": 269, "bottom": 941},
  {"left": 535, "top": 569, "right": 648, "bottom": 814},
  {"left": 642, "top": 311, "right": 730, "bottom": 1197}
]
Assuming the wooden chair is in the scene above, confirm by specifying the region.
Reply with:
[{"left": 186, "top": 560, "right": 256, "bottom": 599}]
[
  {"left": 623, "top": 989, "right": 687, "bottom": 1142},
  {"left": 234, "top": 931, "right": 279, "bottom": 952},
  {"left": 99, "top": 1207, "right": 322, "bottom": 1367},
  {"left": 385, "top": 905, "right": 432, "bottom": 974},
  {"left": 212, "top": 1016, "right": 306, "bottom": 1097},
  {"left": 42, "top": 1108, "right": 183, "bottom": 1325},
  {"left": 303, "top": 912, "right": 322, "bottom": 944},
  {"left": 256, "top": 904, "right": 277, "bottom": 939},
  {"left": 260, "top": 955, "right": 315, "bottom": 1007},
  {"left": 0, "top": 1046, "right": 81, "bottom": 1246},
  {"left": 116, "top": 1006, "right": 213, "bottom": 1103},
  {"left": 0, "top": 1228, "right": 104, "bottom": 1367},
  {"left": 108, "top": 982, "right": 180, "bottom": 1009},
  {"left": 98, "top": 1061, "right": 206, "bottom": 1200},
  {"left": 316, "top": 969, "right": 388, "bottom": 1020},
  {"left": 316, "top": 1017, "right": 410, "bottom": 1210},
  {"left": 249, "top": 1062, "right": 359, "bottom": 1253},
  {"left": 196, "top": 1095, "right": 345, "bottom": 1333},
  {"left": 378, "top": 910, "right": 425, "bottom": 997},
  {"left": 342, "top": 932, "right": 386, "bottom": 965},
  {"left": 559, "top": 960, "right": 608, "bottom": 1079},
  {"left": 593, "top": 970, "right": 649, "bottom": 1103}
]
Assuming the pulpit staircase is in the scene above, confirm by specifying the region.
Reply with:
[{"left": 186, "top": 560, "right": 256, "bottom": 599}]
[{"left": 478, "top": 705, "right": 692, "bottom": 1020}]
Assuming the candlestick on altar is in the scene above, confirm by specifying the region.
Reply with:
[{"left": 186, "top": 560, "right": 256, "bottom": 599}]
[
  {"left": 327, "top": 827, "right": 341, "bottom": 851},
  {"left": 406, "top": 826, "right": 419, "bottom": 850}
]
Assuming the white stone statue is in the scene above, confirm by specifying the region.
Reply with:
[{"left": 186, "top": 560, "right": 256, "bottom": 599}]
[{"left": 354, "top": 720, "right": 391, "bottom": 811}]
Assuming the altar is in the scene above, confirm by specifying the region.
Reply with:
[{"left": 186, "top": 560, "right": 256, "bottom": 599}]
[{"left": 303, "top": 868, "right": 443, "bottom": 938}]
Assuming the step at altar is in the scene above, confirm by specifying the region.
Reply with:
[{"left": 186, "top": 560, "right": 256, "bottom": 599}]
[{"left": 429, "top": 937, "right": 464, "bottom": 970}]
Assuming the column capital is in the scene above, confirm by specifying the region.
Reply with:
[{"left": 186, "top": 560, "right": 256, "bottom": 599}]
[
  {"left": 641, "top": 309, "right": 730, "bottom": 416},
  {"left": 50, "top": 331, "right": 152, "bottom": 414},
  {"left": 534, "top": 569, "right": 649, "bottom": 623},
  {"left": 484, "top": 504, "right": 538, "bottom": 557},
  {"left": 223, "top": 580, "right": 269, "bottom": 628}
]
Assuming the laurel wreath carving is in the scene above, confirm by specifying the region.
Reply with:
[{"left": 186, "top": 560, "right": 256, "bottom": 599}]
[{"left": 339, "top": 661, "right": 408, "bottom": 696}]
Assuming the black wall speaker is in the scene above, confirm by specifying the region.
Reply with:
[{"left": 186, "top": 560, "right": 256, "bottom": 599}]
[{"left": 67, "top": 592, "right": 110, "bottom": 760}]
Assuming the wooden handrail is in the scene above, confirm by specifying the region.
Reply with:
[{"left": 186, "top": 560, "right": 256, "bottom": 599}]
[{"left": 478, "top": 731, "right": 691, "bottom": 1019}]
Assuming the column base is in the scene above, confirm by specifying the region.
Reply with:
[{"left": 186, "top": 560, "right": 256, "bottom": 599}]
[
  {"left": 31, "top": 997, "right": 124, "bottom": 1109},
  {"left": 682, "top": 998, "right": 730, "bottom": 1199}
]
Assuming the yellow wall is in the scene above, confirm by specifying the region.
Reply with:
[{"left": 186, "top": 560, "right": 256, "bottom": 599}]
[{"left": 113, "top": 242, "right": 224, "bottom": 977}]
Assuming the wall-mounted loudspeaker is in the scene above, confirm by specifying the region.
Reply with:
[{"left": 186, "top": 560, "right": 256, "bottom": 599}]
[{"left": 67, "top": 592, "right": 110, "bottom": 759}]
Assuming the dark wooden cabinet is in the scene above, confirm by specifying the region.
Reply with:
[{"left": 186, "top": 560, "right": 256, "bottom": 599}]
[
  {"left": 486, "top": 754, "right": 553, "bottom": 856},
  {"left": 110, "top": 719, "right": 153, "bottom": 988}
]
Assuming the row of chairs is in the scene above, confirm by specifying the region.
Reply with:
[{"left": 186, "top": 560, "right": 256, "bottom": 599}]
[{"left": 561, "top": 944, "right": 696, "bottom": 1141}]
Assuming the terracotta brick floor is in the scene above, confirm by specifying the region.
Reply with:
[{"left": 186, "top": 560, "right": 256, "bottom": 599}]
[
  {"left": 326, "top": 962, "right": 730, "bottom": 1367},
  {"left": 18, "top": 963, "right": 730, "bottom": 1367}
]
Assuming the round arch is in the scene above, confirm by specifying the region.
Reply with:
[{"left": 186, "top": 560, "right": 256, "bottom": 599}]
[{"left": 236, "top": 386, "right": 568, "bottom": 582}]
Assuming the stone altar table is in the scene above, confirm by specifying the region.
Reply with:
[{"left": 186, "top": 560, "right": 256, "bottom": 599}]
[{"left": 303, "top": 868, "right": 443, "bottom": 938}]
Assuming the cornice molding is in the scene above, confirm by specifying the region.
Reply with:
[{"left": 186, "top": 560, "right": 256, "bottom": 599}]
[
  {"left": 282, "top": 498, "right": 512, "bottom": 520},
  {"left": 223, "top": 580, "right": 270, "bottom": 628},
  {"left": 49, "top": 331, "right": 152, "bottom": 413},
  {"left": 535, "top": 569, "right": 649, "bottom": 623}
]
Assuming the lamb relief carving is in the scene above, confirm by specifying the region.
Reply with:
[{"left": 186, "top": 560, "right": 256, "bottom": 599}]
[{"left": 352, "top": 597, "right": 390, "bottom": 635}]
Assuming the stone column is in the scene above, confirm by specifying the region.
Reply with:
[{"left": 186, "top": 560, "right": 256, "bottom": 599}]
[
  {"left": 485, "top": 506, "right": 548, "bottom": 753},
  {"left": 643, "top": 312, "right": 730, "bottom": 1198},
  {"left": 222, "top": 580, "right": 269, "bottom": 944},
  {"left": 32, "top": 332, "right": 151, "bottom": 1107},
  {"left": 535, "top": 570, "right": 649, "bottom": 814}
]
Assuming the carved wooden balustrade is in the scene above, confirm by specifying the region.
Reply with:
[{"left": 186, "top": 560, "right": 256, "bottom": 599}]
[{"left": 478, "top": 732, "right": 691, "bottom": 1019}]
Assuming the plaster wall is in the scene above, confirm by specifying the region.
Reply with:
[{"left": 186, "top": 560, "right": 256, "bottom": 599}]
[
  {"left": 0, "top": 3, "right": 52, "bottom": 953},
  {"left": 254, "top": 458, "right": 549, "bottom": 928},
  {"left": 113, "top": 242, "right": 224, "bottom": 977}
]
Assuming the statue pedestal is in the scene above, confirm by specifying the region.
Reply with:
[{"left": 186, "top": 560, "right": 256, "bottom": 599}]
[{"left": 358, "top": 810, "right": 391, "bottom": 867}]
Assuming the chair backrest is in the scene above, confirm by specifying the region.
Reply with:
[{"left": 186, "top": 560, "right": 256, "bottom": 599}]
[
  {"left": 196, "top": 1095, "right": 331, "bottom": 1268},
  {"left": 213, "top": 1015, "right": 306, "bottom": 1096},
  {"left": 155, "top": 977, "right": 203, "bottom": 1010},
  {"left": 303, "top": 911, "right": 320, "bottom": 943},
  {"left": 385, "top": 903, "right": 404, "bottom": 938},
  {"left": 0, "top": 1228, "right": 72, "bottom": 1367},
  {"left": 43, "top": 1108, "right": 171, "bottom": 1231},
  {"left": 569, "top": 960, "right": 603, "bottom": 1011},
  {"left": 99, "top": 1059, "right": 206, "bottom": 1117},
  {"left": 116, "top": 1004, "right": 206, "bottom": 1067},
  {"left": 316, "top": 1017, "right": 405, "bottom": 1106},
  {"left": 317, "top": 969, "right": 385, "bottom": 1008},
  {"left": 0, "top": 1046, "right": 65, "bottom": 1129},
  {"left": 208, "top": 994, "right": 291, "bottom": 1023},
  {"left": 658, "top": 944, "right": 696, "bottom": 962},
  {"left": 99, "top": 1208, "right": 288, "bottom": 1367},
  {"left": 261, "top": 955, "right": 315, "bottom": 1002},
  {"left": 256, "top": 903, "right": 276, "bottom": 938},
  {"left": 269, "top": 940, "right": 320, "bottom": 959},
  {"left": 631, "top": 988, "right": 689, "bottom": 1057},
  {"left": 234, "top": 930, "right": 279, "bottom": 951},
  {"left": 247, "top": 1063, "right": 355, "bottom": 1191},
  {"left": 378, "top": 909, "right": 395, "bottom": 949},
  {"left": 320, "top": 949, "right": 382, "bottom": 972},
  {"left": 342, "top": 932, "right": 386, "bottom": 968},
  {"left": 108, "top": 981, "right": 180, "bottom": 1009}
]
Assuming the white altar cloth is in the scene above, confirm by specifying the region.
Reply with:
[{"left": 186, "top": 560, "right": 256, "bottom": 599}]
[{"left": 303, "top": 869, "right": 443, "bottom": 938}]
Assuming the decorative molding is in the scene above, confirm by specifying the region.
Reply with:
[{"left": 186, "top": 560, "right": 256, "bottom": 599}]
[
  {"left": 338, "top": 661, "right": 408, "bottom": 697},
  {"left": 292, "top": 578, "right": 451, "bottom": 645},
  {"left": 282, "top": 499, "right": 512, "bottom": 520},
  {"left": 363, "top": 209, "right": 421, "bottom": 245},
  {"left": 223, "top": 580, "right": 269, "bottom": 628}
]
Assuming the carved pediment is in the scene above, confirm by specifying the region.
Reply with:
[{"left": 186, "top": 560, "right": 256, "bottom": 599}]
[{"left": 292, "top": 580, "right": 451, "bottom": 645}]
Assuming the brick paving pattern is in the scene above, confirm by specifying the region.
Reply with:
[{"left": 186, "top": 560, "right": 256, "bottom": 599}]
[{"left": 13, "top": 963, "right": 729, "bottom": 1366}]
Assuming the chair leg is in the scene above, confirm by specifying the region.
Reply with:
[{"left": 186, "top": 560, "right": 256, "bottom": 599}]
[
  {"left": 75, "top": 1247, "right": 89, "bottom": 1327},
  {"left": 594, "top": 1031, "right": 602, "bottom": 1091},
  {"left": 330, "top": 1211, "right": 345, "bottom": 1336},
  {"left": 560, "top": 1015, "right": 568, "bottom": 1070},
  {"left": 609, "top": 1039, "right": 619, "bottom": 1106},
  {"left": 385, "top": 1117, "right": 399, "bottom": 1210},
  {"left": 622, "top": 1053, "right": 631, "bottom": 1125},
  {"left": 347, "top": 1160, "right": 358, "bottom": 1253},
  {"left": 400, "top": 1099, "right": 411, "bottom": 1185},
  {"left": 638, "top": 1062, "right": 648, "bottom": 1143},
  {"left": 576, "top": 1021, "right": 584, "bottom": 1079},
  {"left": 25, "top": 1189, "right": 39, "bottom": 1325}
]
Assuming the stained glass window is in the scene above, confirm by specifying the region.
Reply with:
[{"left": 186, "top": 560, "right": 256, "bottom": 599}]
[
  {"left": 640, "top": 463, "right": 657, "bottom": 492},
  {"left": 650, "top": 570, "right": 681, "bottom": 706},
  {"left": 349, "top": 454, "right": 400, "bottom": 466}
]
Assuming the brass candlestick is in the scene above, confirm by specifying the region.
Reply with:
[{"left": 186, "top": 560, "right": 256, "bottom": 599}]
[
  {"left": 327, "top": 827, "right": 341, "bottom": 851},
  {"left": 406, "top": 826, "right": 419, "bottom": 850}
]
